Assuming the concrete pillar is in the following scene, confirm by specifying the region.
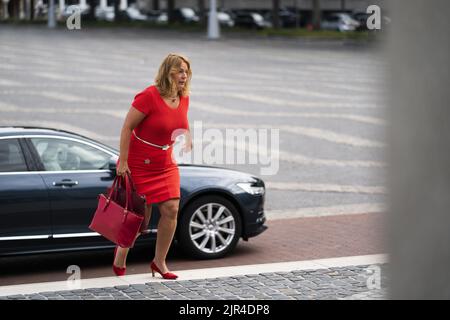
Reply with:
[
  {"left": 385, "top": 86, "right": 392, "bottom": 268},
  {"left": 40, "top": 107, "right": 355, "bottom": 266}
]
[
  {"left": 388, "top": 0, "right": 450, "bottom": 299},
  {"left": 2, "top": 0, "right": 10, "bottom": 19},
  {"left": 100, "top": 0, "right": 107, "bottom": 9},
  {"left": 119, "top": 0, "right": 127, "bottom": 10},
  {"left": 19, "top": 0, "right": 25, "bottom": 19},
  {"left": 58, "top": 0, "right": 64, "bottom": 16},
  {"left": 79, "top": 0, "right": 86, "bottom": 8}
]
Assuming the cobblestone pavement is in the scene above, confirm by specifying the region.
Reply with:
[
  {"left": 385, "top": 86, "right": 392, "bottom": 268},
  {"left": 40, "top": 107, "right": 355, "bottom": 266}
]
[{"left": 0, "top": 264, "right": 388, "bottom": 300}]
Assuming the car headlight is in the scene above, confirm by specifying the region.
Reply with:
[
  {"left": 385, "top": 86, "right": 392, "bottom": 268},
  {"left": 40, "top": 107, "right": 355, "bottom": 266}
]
[{"left": 236, "top": 182, "right": 265, "bottom": 195}]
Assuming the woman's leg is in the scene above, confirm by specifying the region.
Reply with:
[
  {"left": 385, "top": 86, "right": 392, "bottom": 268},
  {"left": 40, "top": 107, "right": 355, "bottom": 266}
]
[
  {"left": 152, "top": 198, "right": 180, "bottom": 273},
  {"left": 114, "top": 204, "right": 153, "bottom": 268}
]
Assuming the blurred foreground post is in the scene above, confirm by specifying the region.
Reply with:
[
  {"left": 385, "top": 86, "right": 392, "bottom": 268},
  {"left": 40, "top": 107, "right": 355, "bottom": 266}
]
[{"left": 388, "top": 0, "right": 450, "bottom": 299}]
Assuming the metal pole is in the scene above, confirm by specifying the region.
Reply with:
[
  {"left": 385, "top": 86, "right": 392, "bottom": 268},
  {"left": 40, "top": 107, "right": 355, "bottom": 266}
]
[
  {"left": 48, "top": 0, "right": 56, "bottom": 28},
  {"left": 207, "top": 0, "right": 220, "bottom": 40}
]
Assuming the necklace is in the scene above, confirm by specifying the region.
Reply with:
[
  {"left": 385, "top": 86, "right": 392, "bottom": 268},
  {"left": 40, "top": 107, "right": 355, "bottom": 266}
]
[{"left": 167, "top": 96, "right": 178, "bottom": 103}]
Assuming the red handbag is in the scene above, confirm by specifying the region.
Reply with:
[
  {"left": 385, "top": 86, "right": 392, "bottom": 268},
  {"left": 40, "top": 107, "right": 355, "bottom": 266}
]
[
  {"left": 105, "top": 173, "right": 149, "bottom": 233},
  {"left": 89, "top": 174, "right": 144, "bottom": 248}
]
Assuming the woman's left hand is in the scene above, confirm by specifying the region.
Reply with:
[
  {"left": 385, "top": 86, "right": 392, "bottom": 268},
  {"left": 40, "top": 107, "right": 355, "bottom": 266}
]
[{"left": 182, "top": 131, "right": 193, "bottom": 153}]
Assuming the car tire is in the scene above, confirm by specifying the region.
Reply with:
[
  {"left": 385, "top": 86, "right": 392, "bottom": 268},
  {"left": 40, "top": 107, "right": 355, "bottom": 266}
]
[{"left": 178, "top": 195, "right": 242, "bottom": 259}]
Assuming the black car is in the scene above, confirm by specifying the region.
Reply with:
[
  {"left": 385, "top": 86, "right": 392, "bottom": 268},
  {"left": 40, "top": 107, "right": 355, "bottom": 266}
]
[
  {"left": 264, "top": 9, "right": 300, "bottom": 28},
  {"left": 0, "top": 127, "right": 267, "bottom": 259},
  {"left": 233, "top": 11, "right": 270, "bottom": 29}
]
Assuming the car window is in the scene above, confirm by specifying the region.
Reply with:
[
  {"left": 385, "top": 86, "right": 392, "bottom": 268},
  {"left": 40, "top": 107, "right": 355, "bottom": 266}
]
[
  {"left": 0, "top": 139, "right": 28, "bottom": 172},
  {"left": 327, "top": 15, "right": 340, "bottom": 22},
  {"left": 30, "top": 138, "right": 111, "bottom": 171}
]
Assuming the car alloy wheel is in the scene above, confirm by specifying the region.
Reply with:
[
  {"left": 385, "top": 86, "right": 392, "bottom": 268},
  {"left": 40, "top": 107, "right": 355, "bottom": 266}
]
[{"left": 178, "top": 195, "right": 242, "bottom": 259}]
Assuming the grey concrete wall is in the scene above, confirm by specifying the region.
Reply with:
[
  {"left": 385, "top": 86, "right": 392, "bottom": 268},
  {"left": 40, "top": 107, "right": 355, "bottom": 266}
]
[{"left": 387, "top": 0, "right": 450, "bottom": 299}]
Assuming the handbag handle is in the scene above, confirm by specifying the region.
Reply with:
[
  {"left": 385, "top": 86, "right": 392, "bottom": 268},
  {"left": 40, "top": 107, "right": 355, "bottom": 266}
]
[
  {"left": 125, "top": 172, "right": 138, "bottom": 192},
  {"left": 106, "top": 175, "right": 121, "bottom": 202},
  {"left": 124, "top": 173, "right": 132, "bottom": 212},
  {"left": 121, "top": 173, "right": 135, "bottom": 223},
  {"left": 103, "top": 174, "right": 139, "bottom": 216}
]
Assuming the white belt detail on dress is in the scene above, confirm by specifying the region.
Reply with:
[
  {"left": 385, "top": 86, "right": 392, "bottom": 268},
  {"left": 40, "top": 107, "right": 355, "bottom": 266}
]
[{"left": 133, "top": 131, "right": 173, "bottom": 151}]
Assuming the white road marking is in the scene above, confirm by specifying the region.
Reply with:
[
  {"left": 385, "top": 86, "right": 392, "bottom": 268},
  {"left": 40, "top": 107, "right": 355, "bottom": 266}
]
[
  {"left": 0, "top": 79, "right": 22, "bottom": 86},
  {"left": 0, "top": 103, "right": 126, "bottom": 118},
  {"left": 0, "top": 254, "right": 388, "bottom": 297},
  {"left": 270, "top": 87, "right": 379, "bottom": 101},
  {"left": 278, "top": 124, "right": 385, "bottom": 148},
  {"left": 205, "top": 122, "right": 385, "bottom": 148},
  {"left": 265, "top": 203, "right": 386, "bottom": 220},
  {"left": 0, "top": 90, "right": 130, "bottom": 104},
  {"left": 276, "top": 150, "right": 386, "bottom": 168},
  {"left": 194, "top": 75, "right": 235, "bottom": 83},
  {"left": 323, "top": 83, "right": 384, "bottom": 94},
  {"left": 265, "top": 181, "right": 386, "bottom": 194},
  {"left": 0, "top": 63, "right": 18, "bottom": 70},
  {"left": 32, "top": 72, "right": 86, "bottom": 81},
  {"left": 0, "top": 104, "right": 385, "bottom": 167},
  {"left": 223, "top": 93, "right": 381, "bottom": 109},
  {"left": 192, "top": 102, "right": 386, "bottom": 126},
  {"left": 38, "top": 91, "right": 85, "bottom": 102},
  {"left": 92, "top": 84, "right": 136, "bottom": 94},
  {"left": 194, "top": 129, "right": 386, "bottom": 168},
  {"left": 79, "top": 68, "right": 121, "bottom": 76}
]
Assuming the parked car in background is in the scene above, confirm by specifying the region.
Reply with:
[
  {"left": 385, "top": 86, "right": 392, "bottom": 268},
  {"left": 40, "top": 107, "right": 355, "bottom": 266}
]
[
  {"left": 0, "top": 127, "right": 267, "bottom": 259},
  {"left": 264, "top": 9, "right": 299, "bottom": 28},
  {"left": 95, "top": 5, "right": 115, "bottom": 22},
  {"left": 125, "top": 4, "right": 149, "bottom": 22},
  {"left": 352, "top": 11, "right": 391, "bottom": 31},
  {"left": 206, "top": 10, "right": 235, "bottom": 27},
  {"left": 145, "top": 10, "right": 168, "bottom": 24},
  {"left": 172, "top": 7, "right": 200, "bottom": 24},
  {"left": 352, "top": 11, "right": 370, "bottom": 31},
  {"left": 60, "top": 4, "right": 90, "bottom": 20},
  {"left": 321, "top": 12, "right": 360, "bottom": 32},
  {"left": 233, "top": 11, "right": 270, "bottom": 29}
]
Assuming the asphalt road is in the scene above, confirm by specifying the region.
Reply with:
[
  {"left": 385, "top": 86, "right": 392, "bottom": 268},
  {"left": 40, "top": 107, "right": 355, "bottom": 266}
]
[
  {"left": 0, "top": 25, "right": 387, "bottom": 212},
  {"left": 0, "top": 26, "right": 387, "bottom": 284}
]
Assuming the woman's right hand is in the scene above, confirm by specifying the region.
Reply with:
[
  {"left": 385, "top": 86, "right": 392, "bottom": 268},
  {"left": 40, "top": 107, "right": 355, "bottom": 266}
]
[{"left": 117, "top": 160, "right": 131, "bottom": 176}]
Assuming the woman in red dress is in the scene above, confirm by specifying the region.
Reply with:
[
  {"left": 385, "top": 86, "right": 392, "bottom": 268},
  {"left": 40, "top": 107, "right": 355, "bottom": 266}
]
[{"left": 113, "top": 53, "right": 193, "bottom": 280}]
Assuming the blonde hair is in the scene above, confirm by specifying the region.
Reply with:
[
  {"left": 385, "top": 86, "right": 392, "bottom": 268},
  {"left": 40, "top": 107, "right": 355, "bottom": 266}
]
[{"left": 154, "top": 53, "right": 192, "bottom": 98}]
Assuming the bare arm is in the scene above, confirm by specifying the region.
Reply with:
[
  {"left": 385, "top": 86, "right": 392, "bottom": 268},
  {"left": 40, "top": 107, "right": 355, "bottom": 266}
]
[
  {"left": 184, "top": 123, "right": 193, "bottom": 152},
  {"left": 117, "top": 106, "right": 147, "bottom": 176}
]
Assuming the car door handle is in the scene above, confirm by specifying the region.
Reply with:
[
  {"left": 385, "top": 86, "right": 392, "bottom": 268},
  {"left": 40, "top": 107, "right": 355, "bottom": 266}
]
[{"left": 53, "top": 180, "right": 79, "bottom": 187}]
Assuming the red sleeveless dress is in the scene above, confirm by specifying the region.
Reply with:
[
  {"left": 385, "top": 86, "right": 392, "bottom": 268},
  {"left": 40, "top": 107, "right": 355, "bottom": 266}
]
[{"left": 127, "top": 85, "right": 189, "bottom": 204}]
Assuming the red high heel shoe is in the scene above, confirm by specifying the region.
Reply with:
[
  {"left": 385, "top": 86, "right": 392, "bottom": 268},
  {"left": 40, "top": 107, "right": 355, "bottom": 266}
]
[
  {"left": 150, "top": 261, "right": 178, "bottom": 280},
  {"left": 112, "top": 246, "right": 126, "bottom": 276}
]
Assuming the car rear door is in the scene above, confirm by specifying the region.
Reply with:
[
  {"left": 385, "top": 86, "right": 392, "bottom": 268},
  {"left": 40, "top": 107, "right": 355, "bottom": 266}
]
[
  {"left": 27, "top": 136, "right": 116, "bottom": 242},
  {"left": 0, "top": 137, "right": 52, "bottom": 255}
]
